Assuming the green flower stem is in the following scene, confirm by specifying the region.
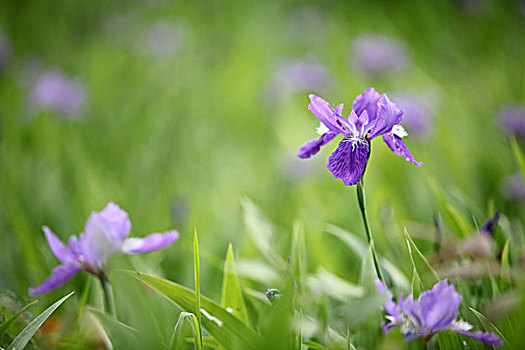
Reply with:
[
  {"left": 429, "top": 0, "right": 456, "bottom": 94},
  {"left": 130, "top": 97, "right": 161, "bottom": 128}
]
[
  {"left": 99, "top": 271, "right": 117, "bottom": 319},
  {"left": 356, "top": 179, "right": 385, "bottom": 283}
]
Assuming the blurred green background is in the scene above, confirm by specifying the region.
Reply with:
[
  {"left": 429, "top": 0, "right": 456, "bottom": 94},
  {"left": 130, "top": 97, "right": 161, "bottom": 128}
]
[{"left": 1, "top": 0, "right": 525, "bottom": 348}]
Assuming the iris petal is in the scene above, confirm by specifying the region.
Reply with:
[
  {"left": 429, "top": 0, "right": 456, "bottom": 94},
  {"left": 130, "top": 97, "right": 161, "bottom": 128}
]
[{"left": 327, "top": 138, "right": 370, "bottom": 186}]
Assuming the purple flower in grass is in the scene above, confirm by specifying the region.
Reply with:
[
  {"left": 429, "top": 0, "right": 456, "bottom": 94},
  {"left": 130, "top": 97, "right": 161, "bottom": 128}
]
[
  {"left": 499, "top": 105, "right": 525, "bottom": 139},
  {"left": 376, "top": 279, "right": 503, "bottom": 346},
  {"left": 29, "top": 202, "right": 179, "bottom": 295},
  {"left": 351, "top": 34, "right": 410, "bottom": 76},
  {"left": 298, "top": 88, "right": 421, "bottom": 186}
]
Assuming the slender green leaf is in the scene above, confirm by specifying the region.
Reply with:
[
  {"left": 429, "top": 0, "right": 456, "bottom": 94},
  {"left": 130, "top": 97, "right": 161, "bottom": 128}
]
[
  {"left": 193, "top": 228, "right": 203, "bottom": 346},
  {"left": 325, "top": 225, "right": 409, "bottom": 290},
  {"left": 469, "top": 307, "right": 508, "bottom": 344},
  {"left": 291, "top": 221, "right": 307, "bottom": 293},
  {"left": 0, "top": 300, "right": 38, "bottom": 337},
  {"left": 511, "top": 136, "right": 525, "bottom": 181},
  {"left": 128, "top": 271, "right": 262, "bottom": 349},
  {"left": 169, "top": 312, "right": 202, "bottom": 350},
  {"left": 404, "top": 228, "right": 439, "bottom": 290},
  {"left": 241, "top": 197, "right": 285, "bottom": 269},
  {"left": 76, "top": 277, "right": 91, "bottom": 329},
  {"left": 302, "top": 340, "right": 329, "bottom": 349},
  {"left": 88, "top": 307, "right": 142, "bottom": 350},
  {"left": 221, "top": 244, "right": 249, "bottom": 323},
  {"left": 411, "top": 268, "right": 420, "bottom": 299},
  {"left": 360, "top": 244, "right": 376, "bottom": 293},
  {"left": 7, "top": 292, "right": 73, "bottom": 350}
]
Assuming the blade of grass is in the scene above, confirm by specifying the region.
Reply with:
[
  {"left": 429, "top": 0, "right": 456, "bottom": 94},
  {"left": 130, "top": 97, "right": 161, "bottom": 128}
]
[
  {"left": 169, "top": 312, "right": 202, "bottom": 350},
  {"left": 469, "top": 307, "right": 508, "bottom": 344},
  {"left": 193, "top": 228, "right": 203, "bottom": 347},
  {"left": 404, "top": 228, "right": 439, "bottom": 290},
  {"left": 0, "top": 300, "right": 38, "bottom": 337},
  {"left": 221, "top": 244, "right": 249, "bottom": 323},
  {"left": 7, "top": 292, "right": 73, "bottom": 350}
]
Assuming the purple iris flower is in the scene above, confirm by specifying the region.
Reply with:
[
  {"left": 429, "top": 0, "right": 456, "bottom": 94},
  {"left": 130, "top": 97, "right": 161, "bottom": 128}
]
[
  {"left": 351, "top": 34, "right": 410, "bottom": 76},
  {"left": 499, "top": 105, "right": 525, "bottom": 139},
  {"left": 376, "top": 279, "right": 503, "bottom": 346},
  {"left": 29, "top": 202, "right": 179, "bottom": 295},
  {"left": 298, "top": 88, "right": 422, "bottom": 186},
  {"left": 28, "top": 70, "right": 88, "bottom": 119}
]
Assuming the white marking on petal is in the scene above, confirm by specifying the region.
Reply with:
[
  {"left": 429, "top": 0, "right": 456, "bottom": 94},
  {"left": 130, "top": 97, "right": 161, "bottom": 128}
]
[
  {"left": 392, "top": 124, "right": 408, "bottom": 138},
  {"left": 449, "top": 320, "right": 473, "bottom": 332},
  {"left": 121, "top": 238, "right": 143, "bottom": 252},
  {"left": 316, "top": 122, "right": 329, "bottom": 135},
  {"left": 200, "top": 308, "right": 223, "bottom": 327}
]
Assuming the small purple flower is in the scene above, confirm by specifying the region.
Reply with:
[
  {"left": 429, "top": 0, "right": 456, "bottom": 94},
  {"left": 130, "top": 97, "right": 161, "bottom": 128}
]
[
  {"left": 29, "top": 202, "right": 179, "bottom": 295},
  {"left": 28, "top": 70, "right": 88, "bottom": 119},
  {"left": 376, "top": 279, "right": 503, "bottom": 346},
  {"left": 298, "top": 88, "right": 421, "bottom": 186},
  {"left": 351, "top": 34, "right": 410, "bottom": 76},
  {"left": 389, "top": 92, "right": 436, "bottom": 138},
  {"left": 502, "top": 173, "right": 525, "bottom": 200},
  {"left": 499, "top": 105, "right": 525, "bottom": 139},
  {"left": 143, "top": 21, "right": 186, "bottom": 59}
]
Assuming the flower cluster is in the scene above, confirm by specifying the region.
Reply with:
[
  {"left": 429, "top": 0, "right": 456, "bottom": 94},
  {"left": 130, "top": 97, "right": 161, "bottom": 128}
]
[
  {"left": 29, "top": 202, "right": 179, "bottom": 295},
  {"left": 376, "top": 279, "right": 503, "bottom": 346},
  {"left": 298, "top": 88, "right": 421, "bottom": 186}
]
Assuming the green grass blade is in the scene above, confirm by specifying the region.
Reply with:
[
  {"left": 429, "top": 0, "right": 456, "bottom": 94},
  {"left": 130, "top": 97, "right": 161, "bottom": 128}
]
[
  {"left": 0, "top": 300, "right": 38, "bottom": 337},
  {"left": 404, "top": 228, "right": 439, "bottom": 290},
  {"left": 193, "top": 228, "right": 203, "bottom": 348},
  {"left": 359, "top": 244, "right": 376, "bottom": 293},
  {"left": 7, "top": 292, "right": 73, "bottom": 350},
  {"left": 469, "top": 307, "right": 508, "bottom": 344},
  {"left": 128, "top": 271, "right": 262, "bottom": 349},
  {"left": 291, "top": 221, "right": 307, "bottom": 293},
  {"left": 221, "top": 244, "right": 249, "bottom": 323},
  {"left": 169, "top": 312, "right": 202, "bottom": 350},
  {"left": 411, "top": 268, "right": 420, "bottom": 299},
  {"left": 76, "top": 277, "right": 91, "bottom": 329},
  {"left": 511, "top": 136, "right": 525, "bottom": 181},
  {"left": 88, "top": 307, "right": 142, "bottom": 350}
]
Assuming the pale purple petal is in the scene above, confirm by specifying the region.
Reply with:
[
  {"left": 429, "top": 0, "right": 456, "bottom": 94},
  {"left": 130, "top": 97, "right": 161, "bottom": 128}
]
[
  {"left": 298, "top": 132, "right": 337, "bottom": 159},
  {"left": 29, "top": 265, "right": 79, "bottom": 295},
  {"left": 369, "top": 94, "right": 403, "bottom": 138},
  {"left": 479, "top": 211, "right": 499, "bottom": 236},
  {"left": 499, "top": 105, "right": 525, "bottom": 139},
  {"left": 99, "top": 202, "right": 131, "bottom": 241},
  {"left": 352, "top": 87, "right": 380, "bottom": 122},
  {"left": 327, "top": 138, "right": 369, "bottom": 186},
  {"left": 121, "top": 230, "right": 179, "bottom": 254},
  {"left": 383, "top": 134, "right": 422, "bottom": 167},
  {"left": 308, "top": 95, "right": 347, "bottom": 134},
  {"left": 351, "top": 34, "right": 410, "bottom": 76},
  {"left": 419, "top": 280, "right": 461, "bottom": 331},
  {"left": 82, "top": 213, "right": 123, "bottom": 268},
  {"left": 455, "top": 330, "right": 503, "bottom": 346},
  {"left": 42, "top": 226, "right": 71, "bottom": 264}
]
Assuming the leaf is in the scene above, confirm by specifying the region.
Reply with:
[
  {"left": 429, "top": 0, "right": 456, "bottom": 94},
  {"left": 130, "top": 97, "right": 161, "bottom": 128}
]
[
  {"left": 302, "top": 340, "right": 329, "bottom": 349},
  {"left": 291, "top": 221, "right": 307, "bottom": 293},
  {"left": 88, "top": 307, "right": 143, "bottom": 350},
  {"left": 325, "top": 225, "right": 409, "bottom": 291},
  {"left": 469, "top": 307, "right": 508, "bottom": 344},
  {"left": 76, "top": 277, "right": 91, "bottom": 329},
  {"left": 511, "top": 136, "right": 525, "bottom": 181},
  {"left": 0, "top": 300, "right": 38, "bottom": 337},
  {"left": 169, "top": 312, "right": 202, "bottom": 350},
  {"left": 193, "top": 228, "right": 203, "bottom": 347},
  {"left": 220, "top": 244, "right": 249, "bottom": 323},
  {"left": 410, "top": 268, "right": 420, "bottom": 299},
  {"left": 404, "top": 228, "right": 439, "bottom": 290},
  {"left": 7, "top": 292, "right": 73, "bottom": 350},
  {"left": 128, "top": 271, "right": 262, "bottom": 349},
  {"left": 359, "top": 245, "right": 376, "bottom": 293},
  {"left": 241, "top": 197, "right": 284, "bottom": 269}
]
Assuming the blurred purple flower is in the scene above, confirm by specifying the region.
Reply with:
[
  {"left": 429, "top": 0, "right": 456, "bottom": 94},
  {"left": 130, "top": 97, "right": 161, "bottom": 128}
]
[
  {"left": 502, "top": 173, "right": 525, "bottom": 200},
  {"left": 298, "top": 87, "right": 421, "bottom": 186},
  {"left": 389, "top": 92, "right": 436, "bottom": 138},
  {"left": 499, "top": 105, "right": 525, "bottom": 139},
  {"left": 266, "top": 58, "right": 330, "bottom": 105},
  {"left": 28, "top": 70, "right": 88, "bottom": 119},
  {"left": 376, "top": 279, "right": 503, "bottom": 346},
  {"left": 143, "top": 21, "right": 186, "bottom": 59},
  {"left": 351, "top": 34, "right": 410, "bottom": 76},
  {"left": 29, "top": 202, "right": 179, "bottom": 295}
]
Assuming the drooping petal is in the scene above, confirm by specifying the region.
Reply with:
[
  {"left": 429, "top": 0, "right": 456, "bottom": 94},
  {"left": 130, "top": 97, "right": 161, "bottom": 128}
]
[
  {"left": 308, "top": 95, "right": 348, "bottom": 134},
  {"left": 369, "top": 94, "right": 403, "bottom": 138},
  {"left": 327, "top": 138, "right": 370, "bottom": 186},
  {"left": 298, "top": 132, "right": 337, "bottom": 159},
  {"left": 382, "top": 134, "right": 422, "bottom": 167},
  {"left": 479, "top": 211, "right": 500, "bottom": 236},
  {"left": 418, "top": 280, "right": 461, "bottom": 332},
  {"left": 99, "top": 202, "right": 132, "bottom": 241},
  {"left": 352, "top": 87, "right": 381, "bottom": 122},
  {"left": 375, "top": 279, "right": 403, "bottom": 324},
  {"left": 454, "top": 330, "right": 503, "bottom": 346},
  {"left": 42, "top": 226, "right": 71, "bottom": 264},
  {"left": 121, "top": 230, "right": 179, "bottom": 254},
  {"left": 29, "top": 265, "right": 79, "bottom": 295}
]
